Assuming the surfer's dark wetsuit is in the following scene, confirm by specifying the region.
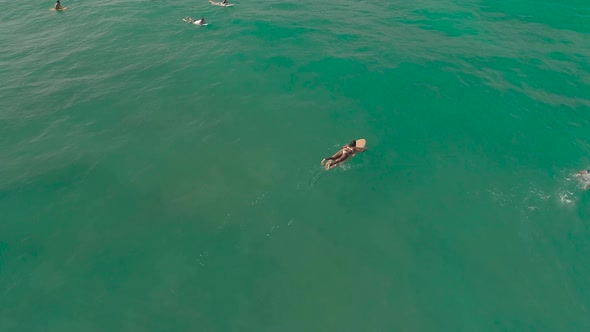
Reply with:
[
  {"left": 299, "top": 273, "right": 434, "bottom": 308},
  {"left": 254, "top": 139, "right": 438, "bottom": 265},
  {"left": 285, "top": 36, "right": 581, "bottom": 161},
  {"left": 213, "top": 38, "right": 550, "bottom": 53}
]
[{"left": 321, "top": 140, "right": 367, "bottom": 170}]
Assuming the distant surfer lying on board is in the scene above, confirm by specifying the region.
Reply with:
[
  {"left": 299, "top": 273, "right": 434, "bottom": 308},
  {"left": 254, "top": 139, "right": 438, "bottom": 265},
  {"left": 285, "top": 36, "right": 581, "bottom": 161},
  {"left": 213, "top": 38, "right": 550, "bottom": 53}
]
[
  {"left": 184, "top": 17, "right": 206, "bottom": 25},
  {"left": 209, "top": 0, "right": 232, "bottom": 6},
  {"left": 321, "top": 139, "right": 367, "bottom": 170}
]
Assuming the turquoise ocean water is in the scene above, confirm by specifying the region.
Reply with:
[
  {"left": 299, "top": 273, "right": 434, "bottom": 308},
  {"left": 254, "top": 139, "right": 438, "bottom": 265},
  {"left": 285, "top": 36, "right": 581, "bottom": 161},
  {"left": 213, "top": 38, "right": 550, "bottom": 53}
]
[{"left": 1, "top": 0, "right": 590, "bottom": 331}]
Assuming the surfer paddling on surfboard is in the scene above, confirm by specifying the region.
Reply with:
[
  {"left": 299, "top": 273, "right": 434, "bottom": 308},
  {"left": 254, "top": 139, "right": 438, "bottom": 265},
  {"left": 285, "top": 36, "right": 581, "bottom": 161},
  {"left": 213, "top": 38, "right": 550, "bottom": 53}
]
[
  {"left": 54, "top": 0, "right": 63, "bottom": 10},
  {"left": 321, "top": 139, "right": 367, "bottom": 170},
  {"left": 184, "top": 17, "right": 207, "bottom": 25},
  {"left": 209, "top": 0, "right": 233, "bottom": 6}
]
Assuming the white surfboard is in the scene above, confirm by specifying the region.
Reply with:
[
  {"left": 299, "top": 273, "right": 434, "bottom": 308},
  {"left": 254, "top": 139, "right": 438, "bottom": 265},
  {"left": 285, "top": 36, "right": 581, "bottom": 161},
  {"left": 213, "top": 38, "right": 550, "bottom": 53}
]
[{"left": 50, "top": 6, "right": 67, "bottom": 11}]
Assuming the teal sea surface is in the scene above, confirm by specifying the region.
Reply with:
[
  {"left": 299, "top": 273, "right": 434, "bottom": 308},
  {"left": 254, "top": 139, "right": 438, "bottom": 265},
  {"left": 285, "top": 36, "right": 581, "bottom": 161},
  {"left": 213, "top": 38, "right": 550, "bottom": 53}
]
[{"left": 1, "top": 0, "right": 590, "bottom": 331}]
